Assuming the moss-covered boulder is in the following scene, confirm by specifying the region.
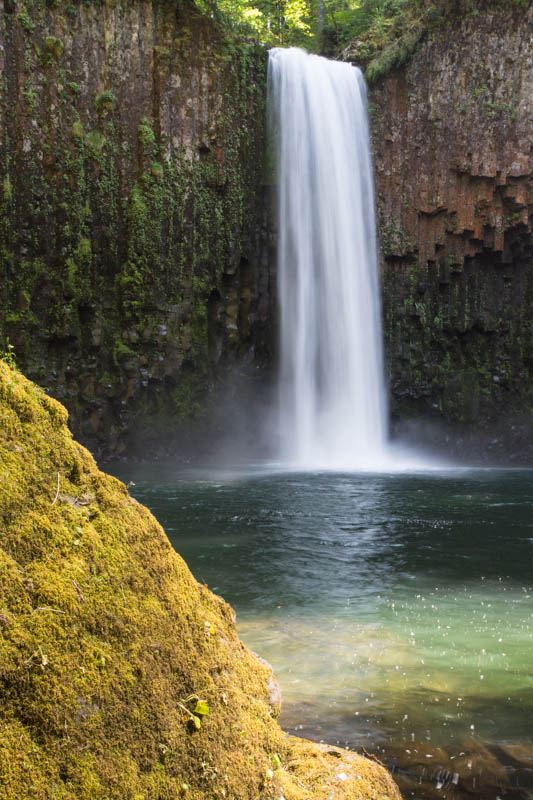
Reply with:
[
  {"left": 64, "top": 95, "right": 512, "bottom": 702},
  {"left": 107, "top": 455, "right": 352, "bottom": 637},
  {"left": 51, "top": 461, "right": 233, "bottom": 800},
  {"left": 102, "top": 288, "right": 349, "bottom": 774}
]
[{"left": 0, "top": 360, "right": 400, "bottom": 800}]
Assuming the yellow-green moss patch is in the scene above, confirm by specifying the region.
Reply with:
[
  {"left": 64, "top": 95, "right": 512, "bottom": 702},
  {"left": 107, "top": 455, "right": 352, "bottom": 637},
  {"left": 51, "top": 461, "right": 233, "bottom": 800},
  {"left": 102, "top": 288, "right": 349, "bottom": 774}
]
[{"left": 0, "top": 360, "right": 400, "bottom": 800}]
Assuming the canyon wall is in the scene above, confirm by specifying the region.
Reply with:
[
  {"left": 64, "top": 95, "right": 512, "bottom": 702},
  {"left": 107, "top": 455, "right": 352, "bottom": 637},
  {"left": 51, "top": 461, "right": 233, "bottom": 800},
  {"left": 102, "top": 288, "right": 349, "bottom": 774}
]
[
  {"left": 371, "top": 3, "right": 533, "bottom": 459},
  {"left": 3, "top": 1, "right": 533, "bottom": 461},
  {"left": 0, "top": 0, "right": 271, "bottom": 458}
]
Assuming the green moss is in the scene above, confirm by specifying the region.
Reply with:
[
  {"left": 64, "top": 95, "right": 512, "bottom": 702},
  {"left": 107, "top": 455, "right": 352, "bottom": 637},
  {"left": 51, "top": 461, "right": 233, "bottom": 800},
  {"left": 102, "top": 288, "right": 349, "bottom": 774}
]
[
  {"left": 16, "top": 9, "right": 35, "bottom": 33},
  {"left": 41, "top": 35, "right": 64, "bottom": 66},
  {"left": 86, "top": 129, "right": 106, "bottom": 156},
  {"left": 71, "top": 119, "right": 84, "bottom": 140},
  {"left": 94, "top": 90, "right": 115, "bottom": 114},
  {"left": 112, "top": 337, "right": 135, "bottom": 364},
  {"left": 151, "top": 160, "right": 164, "bottom": 180},
  {"left": 2, "top": 177, "right": 12, "bottom": 202},
  {"left": 138, "top": 117, "right": 156, "bottom": 152},
  {"left": 349, "top": 0, "right": 528, "bottom": 83},
  {"left": 0, "top": 361, "right": 401, "bottom": 800},
  {"left": 383, "top": 241, "right": 533, "bottom": 428}
]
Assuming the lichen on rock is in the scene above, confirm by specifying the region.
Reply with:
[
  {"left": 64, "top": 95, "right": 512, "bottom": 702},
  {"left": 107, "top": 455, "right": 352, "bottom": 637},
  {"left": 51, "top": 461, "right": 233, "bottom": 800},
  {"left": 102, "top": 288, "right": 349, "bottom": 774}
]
[{"left": 0, "top": 359, "right": 400, "bottom": 800}]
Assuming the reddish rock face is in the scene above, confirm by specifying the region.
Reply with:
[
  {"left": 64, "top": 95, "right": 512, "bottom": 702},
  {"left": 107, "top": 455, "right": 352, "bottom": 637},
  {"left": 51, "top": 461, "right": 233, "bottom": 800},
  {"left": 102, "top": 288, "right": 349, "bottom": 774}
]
[
  {"left": 373, "top": 6, "right": 532, "bottom": 267},
  {"left": 371, "top": 5, "right": 533, "bottom": 460}
]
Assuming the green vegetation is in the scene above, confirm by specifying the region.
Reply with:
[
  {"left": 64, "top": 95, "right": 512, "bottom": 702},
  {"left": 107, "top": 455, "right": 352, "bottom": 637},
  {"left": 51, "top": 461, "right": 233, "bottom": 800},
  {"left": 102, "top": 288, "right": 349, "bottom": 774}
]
[
  {"left": 0, "top": 360, "right": 401, "bottom": 800},
  {"left": 195, "top": 0, "right": 530, "bottom": 68},
  {"left": 382, "top": 245, "right": 533, "bottom": 428},
  {"left": 94, "top": 90, "right": 115, "bottom": 114},
  {"left": 349, "top": 0, "right": 528, "bottom": 80},
  {"left": 0, "top": 341, "right": 16, "bottom": 369},
  {"left": 195, "top": 0, "right": 415, "bottom": 53}
]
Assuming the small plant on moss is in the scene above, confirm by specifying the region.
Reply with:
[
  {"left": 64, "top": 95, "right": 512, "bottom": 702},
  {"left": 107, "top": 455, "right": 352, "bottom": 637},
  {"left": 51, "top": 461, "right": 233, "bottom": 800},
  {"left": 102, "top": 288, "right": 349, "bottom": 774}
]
[
  {"left": 269, "top": 753, "right": 281, "bottom": 770},
  {"left": 0, "top": 341, "right": 17, "bottom": 369},
  {"left": 178, "top": 694, "right": 210, "bottom": 730},
  {"left": 200, "top": 761, "right": 217, "bottom": 780}
]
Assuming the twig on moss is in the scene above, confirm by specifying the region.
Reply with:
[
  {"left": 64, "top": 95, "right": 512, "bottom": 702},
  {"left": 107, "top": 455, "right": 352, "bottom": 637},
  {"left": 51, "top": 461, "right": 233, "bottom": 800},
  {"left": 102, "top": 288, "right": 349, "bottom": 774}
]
[
  {"left": 51, "top": 471, "right": 60, "bottom": 505},
  {"left": 361, "top": 746, "right": 385, "bottom": 767},
  {"left": 32, "top": 606, "right": 66, "bottom": 615},
  {"left": 72, "top": 579, "right": 86, "bottom": 603}
]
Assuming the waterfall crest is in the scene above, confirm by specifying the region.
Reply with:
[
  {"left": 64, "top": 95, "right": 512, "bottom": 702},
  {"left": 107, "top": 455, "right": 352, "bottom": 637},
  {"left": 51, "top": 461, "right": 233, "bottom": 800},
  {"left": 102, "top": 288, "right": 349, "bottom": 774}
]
[{"left": 268, "top": 47, "right": 389, "bottom": 470}]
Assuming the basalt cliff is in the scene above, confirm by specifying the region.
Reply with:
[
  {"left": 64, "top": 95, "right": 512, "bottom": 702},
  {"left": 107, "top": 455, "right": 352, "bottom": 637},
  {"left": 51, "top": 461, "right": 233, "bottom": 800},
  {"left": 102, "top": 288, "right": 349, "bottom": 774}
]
[
  {"left": 0, "top": 0, "right": 272, "bottom": 459},
  {"left": 1, "top": 1, "right": 533, "bottom": 460},
  {"left": 371, "top": 2, "right": 533, "bottom": 459}
]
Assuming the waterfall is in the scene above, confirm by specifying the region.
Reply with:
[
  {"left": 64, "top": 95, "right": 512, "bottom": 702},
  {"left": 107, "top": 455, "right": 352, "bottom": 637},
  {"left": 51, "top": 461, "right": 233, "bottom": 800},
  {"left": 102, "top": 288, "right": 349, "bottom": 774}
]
[{"left": 268, "top": 47, "right": 389, "bottom": 470}]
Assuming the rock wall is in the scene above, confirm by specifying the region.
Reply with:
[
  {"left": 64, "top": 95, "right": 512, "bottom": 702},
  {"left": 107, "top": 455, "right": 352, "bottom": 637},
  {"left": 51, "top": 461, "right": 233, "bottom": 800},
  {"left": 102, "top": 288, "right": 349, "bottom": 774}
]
[
  {"left": 0, "top": 0, "right": 272, "bottom": 459},
  {"left": 371, "top": 3, "right": 533, "bottom": 459},
  {"left": 5, "top": 1, "right": 533, "bottom": 462}
]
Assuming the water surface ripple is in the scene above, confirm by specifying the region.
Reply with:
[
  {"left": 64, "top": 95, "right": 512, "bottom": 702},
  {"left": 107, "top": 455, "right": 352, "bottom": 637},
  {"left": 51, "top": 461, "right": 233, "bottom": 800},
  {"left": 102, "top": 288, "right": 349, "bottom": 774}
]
[{"left": 110, "top": 465, "right": 533, "bottom": 799}]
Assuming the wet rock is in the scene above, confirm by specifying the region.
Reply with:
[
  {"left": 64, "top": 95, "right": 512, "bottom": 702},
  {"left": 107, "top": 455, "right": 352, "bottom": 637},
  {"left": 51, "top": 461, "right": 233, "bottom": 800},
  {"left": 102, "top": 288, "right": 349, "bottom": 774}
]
[
  {"left": 251, "top": 651, "right": 282, "bottom": 714},
  {"left": 266, "top": 676, "right": 282, "bottom": 713},
  {"left": 383, "top": 738, "right": 515, "bottom": 799},
  {"left": 382, "top": 741, "right": 451, "bottom": 772},
  {"left": 496, "top": 743, "right": 533, "bottom": 768},
  {"left": 395, "top": 773, "right": 457, "bottom": 800},
  {"left": 451, "top": 740, "right": 510, "bottom": 796}
]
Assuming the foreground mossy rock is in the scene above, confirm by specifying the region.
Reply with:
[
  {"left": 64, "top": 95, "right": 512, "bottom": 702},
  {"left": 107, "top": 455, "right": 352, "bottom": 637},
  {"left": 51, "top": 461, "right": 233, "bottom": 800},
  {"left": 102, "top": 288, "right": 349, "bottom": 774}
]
[{"left": 0, "top": 361, "right": 400, "bottom": 800}]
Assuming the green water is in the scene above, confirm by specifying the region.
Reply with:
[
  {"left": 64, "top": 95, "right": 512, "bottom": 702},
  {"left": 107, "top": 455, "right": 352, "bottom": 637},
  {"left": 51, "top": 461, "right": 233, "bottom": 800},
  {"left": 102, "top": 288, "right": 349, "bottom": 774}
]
[{"left": 109, "top": 465, "right": 533, "bottom": 798}]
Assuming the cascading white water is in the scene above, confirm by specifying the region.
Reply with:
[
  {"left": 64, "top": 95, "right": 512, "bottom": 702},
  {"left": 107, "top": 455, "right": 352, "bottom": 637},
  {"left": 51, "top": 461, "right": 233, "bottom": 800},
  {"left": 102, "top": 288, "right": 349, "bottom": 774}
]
[{"left": 268, "top": 47, "right": 389, "bottom": 470}]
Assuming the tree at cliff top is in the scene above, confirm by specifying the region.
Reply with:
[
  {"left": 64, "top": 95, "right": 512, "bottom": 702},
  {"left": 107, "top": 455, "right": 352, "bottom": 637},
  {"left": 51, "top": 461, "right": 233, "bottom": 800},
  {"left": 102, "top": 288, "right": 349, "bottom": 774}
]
[
  {"left": 0, "top": 359, "right": 401, "bottom": 800},
  {"left": 203, "top": 0, "right": 527, "bottom": 58},
  {"left": 195, "top": 0, "right": 412, "bottom": 53},
  {"left": 344, "top": 0, "right": 530, "bottom": 79}
]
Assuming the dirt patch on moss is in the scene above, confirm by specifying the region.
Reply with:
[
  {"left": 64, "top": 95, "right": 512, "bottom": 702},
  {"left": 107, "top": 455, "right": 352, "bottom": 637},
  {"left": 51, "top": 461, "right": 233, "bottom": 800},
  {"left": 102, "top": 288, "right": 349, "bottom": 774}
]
[{"left": 0, "top": 360, "right": 400, "bottom": 800}]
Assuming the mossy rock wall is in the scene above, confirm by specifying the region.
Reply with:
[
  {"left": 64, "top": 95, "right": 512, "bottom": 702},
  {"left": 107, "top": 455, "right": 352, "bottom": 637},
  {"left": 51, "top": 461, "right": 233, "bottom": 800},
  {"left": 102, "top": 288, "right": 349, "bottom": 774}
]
[
  {"left": 0, "top": 0, "right": 272, "bottom": 459},
  {"left": 0, "top": 359, "right": 401, "bottom": 800},
  {"left": 370, "top": 4, "right": 533, "bottom": 459}
]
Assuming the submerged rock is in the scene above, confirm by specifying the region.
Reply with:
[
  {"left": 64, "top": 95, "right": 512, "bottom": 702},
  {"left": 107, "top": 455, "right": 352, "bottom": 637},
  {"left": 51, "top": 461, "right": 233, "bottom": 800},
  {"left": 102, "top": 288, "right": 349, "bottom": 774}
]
[
  {"left": 497, "top": 743, "right": 533, "bottom": 768},
  {"left": 0, "top": 360, "right": 400, "bottom": 800}
]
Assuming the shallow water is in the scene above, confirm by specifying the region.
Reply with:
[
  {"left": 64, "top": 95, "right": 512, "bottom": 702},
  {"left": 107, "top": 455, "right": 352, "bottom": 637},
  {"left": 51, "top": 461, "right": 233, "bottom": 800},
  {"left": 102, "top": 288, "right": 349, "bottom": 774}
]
[{"left": 109, "top": 464, "right": 533, "bottom": 798}]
